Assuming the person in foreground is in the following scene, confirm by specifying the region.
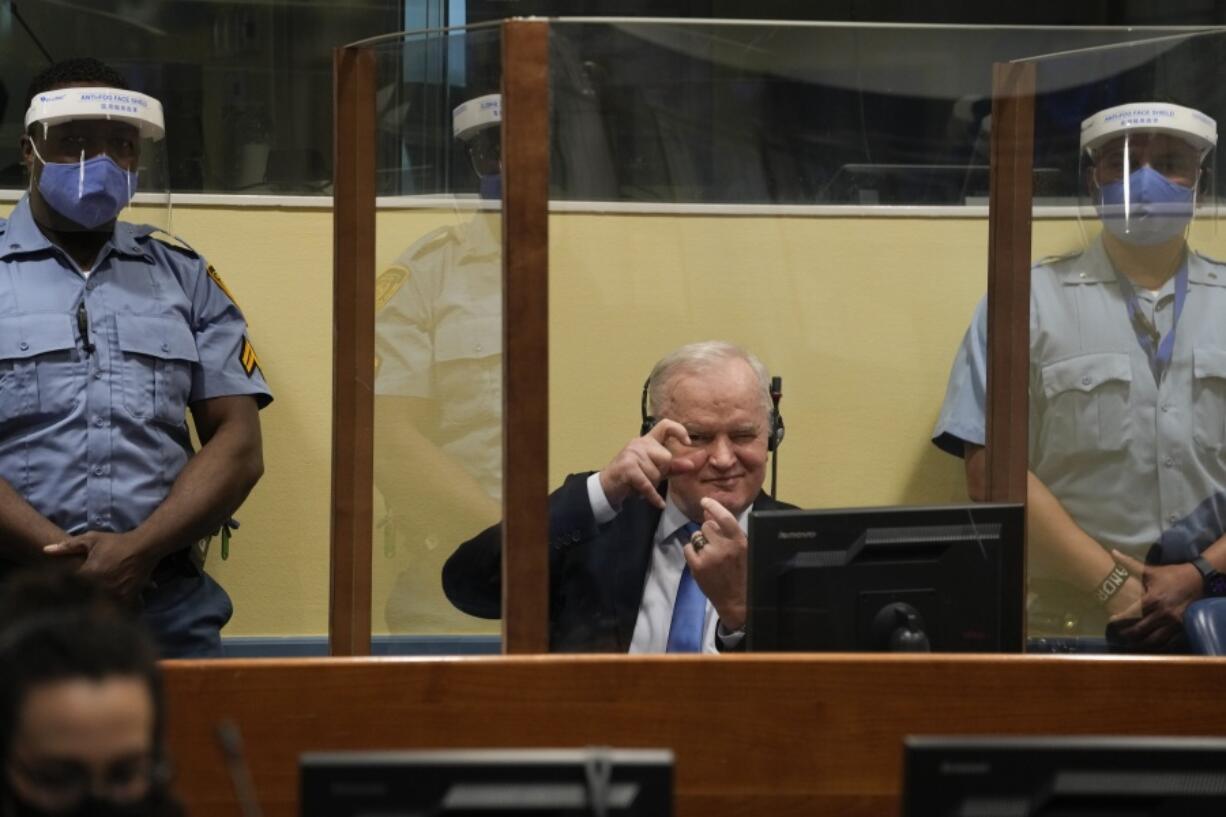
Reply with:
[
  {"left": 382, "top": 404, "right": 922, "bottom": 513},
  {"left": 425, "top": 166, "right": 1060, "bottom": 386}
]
[
  {"left": 443, "top": 340, "right": 794, "bottom": 652},
  {"left": 0, "top": 58, "right": 272, "bottom": 656},
  {"left": 934, "top": 100, "right": 1226, "bottom": 651},
  {"left": 0, "top": 568, "right": 182, "bottom": 817}
]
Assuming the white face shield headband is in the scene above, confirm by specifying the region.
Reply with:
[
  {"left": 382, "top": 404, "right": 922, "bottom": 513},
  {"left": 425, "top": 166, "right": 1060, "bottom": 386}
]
[{"left": 24, "top": 87, "right": 166, "bottom": 229}]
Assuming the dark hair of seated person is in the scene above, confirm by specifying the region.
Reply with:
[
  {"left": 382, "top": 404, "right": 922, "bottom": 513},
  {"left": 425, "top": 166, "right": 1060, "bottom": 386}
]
[{"left": 0, "top": 568, "right": 182, "bottom": 817}]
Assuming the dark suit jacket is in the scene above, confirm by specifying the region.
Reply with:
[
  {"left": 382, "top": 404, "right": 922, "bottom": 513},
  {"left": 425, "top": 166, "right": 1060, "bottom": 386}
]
[{"left": 442, "top": 472, "right": 794, "bottom": 652}]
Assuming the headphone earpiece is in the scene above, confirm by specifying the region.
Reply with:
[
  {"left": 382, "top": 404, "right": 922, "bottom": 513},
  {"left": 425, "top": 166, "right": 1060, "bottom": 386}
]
[
  {"left": 639, "top": 376, "right": 656, "bottom": 437},
  {"left": 768, "top": 410, "right": 785, "bottom": 452}
]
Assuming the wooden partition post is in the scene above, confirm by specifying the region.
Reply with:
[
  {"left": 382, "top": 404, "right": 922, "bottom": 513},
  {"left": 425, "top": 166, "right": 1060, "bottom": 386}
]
[
  {"left": 500, "top": 20, "right": 551, "bottom": 654},
  {"left": 984, "top": 61, "right": 1035, "bottom": 505},
  {"left": 330, "top": 45, "right": 376, "bottom": 655},
  {"left": 986, "top": 61, "right": 1035, "bottom": 644}
]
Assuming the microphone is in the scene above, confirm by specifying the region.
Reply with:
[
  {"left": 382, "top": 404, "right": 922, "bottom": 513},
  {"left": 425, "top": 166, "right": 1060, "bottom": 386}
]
[{"left": 216, "top": 719, "right": 265, "bottom": 817}]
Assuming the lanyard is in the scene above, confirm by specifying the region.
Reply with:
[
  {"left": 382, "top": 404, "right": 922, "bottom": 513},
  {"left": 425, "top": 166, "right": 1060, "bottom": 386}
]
[{"left": 1115, "top": 261, "right": 1188, "bottom": 384}]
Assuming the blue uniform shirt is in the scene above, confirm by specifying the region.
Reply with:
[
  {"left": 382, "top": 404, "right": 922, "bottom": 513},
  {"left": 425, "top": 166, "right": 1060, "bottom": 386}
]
[
  {"left": 934, "top": 236, "right": 1226, "bottom": 567},
  {"left": 0, "top": 196, "right": 272, "bottom": 539}
]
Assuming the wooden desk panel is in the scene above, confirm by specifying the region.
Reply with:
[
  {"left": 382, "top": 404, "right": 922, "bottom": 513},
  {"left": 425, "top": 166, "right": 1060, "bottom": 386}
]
[{"left": 163, "top": 654, "right": 1226, "bottom": 817}]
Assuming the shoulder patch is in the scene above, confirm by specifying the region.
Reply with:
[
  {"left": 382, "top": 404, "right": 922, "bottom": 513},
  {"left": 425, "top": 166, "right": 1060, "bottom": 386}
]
[
  {"left": 239, "top": 337, "right": 261, "bottom": 377},
  {"left": 208, "top": 265, "right": 242, "bottom": 310},
  {"left": 375, "top": 265, "right": 410, "bottom": 312}
]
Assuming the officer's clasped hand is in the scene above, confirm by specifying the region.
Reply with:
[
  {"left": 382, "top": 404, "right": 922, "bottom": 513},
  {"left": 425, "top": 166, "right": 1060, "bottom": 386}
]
[
  {"left": 1109, "top": 549, "right": 1202, "bottom": 650},
  {"left": 44, "top": 532, "right": 156, "bottom": 603}
]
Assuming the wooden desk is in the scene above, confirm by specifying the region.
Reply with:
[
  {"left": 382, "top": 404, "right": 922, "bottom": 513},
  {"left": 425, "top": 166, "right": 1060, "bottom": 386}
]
[{"left": 163, "top": 654, "right": 1225, "bottom": 817}]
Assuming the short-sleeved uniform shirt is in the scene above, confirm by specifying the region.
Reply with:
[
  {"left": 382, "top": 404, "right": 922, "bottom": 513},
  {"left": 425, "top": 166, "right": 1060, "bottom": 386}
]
[
  {"left": 934, "top": 235, "right": 1226, "bottom": 570},
  {"left": 374, "top": 213, "right": 501, "bottom": 500},
  {"left": 0, "top": 196, "right": 272, "bottom": 542}
]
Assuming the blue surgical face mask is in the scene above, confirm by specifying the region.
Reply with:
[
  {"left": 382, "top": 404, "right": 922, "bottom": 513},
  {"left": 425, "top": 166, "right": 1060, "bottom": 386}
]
[
  {"left": 1096, "top": 164, "right": 1196, "bottom": 246},
  {"left": 31, "top": 143, "right": 139, "bottom": 229}
]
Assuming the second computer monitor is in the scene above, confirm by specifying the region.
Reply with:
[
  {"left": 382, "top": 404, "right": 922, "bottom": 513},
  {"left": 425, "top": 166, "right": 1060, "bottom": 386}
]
[{"left": 300, "top": 748, "right": 674, "bottom": 817}]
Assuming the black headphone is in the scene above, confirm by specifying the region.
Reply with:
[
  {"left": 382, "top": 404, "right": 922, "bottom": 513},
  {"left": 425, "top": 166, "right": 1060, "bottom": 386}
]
[{"left": 639, "top": 374, "right": 785, "bottom": 452}]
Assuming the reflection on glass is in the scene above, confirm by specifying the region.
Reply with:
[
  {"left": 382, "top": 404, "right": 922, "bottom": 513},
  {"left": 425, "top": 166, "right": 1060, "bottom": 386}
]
[
  {"left": 374, "top": 206, "right": 502, "bottom": 634},
  {"left": 370, "top": 30, "right": 502, "bottom": 642},
  {"left": 545, "top": 21, "right": 1204, "bottom": 205}
]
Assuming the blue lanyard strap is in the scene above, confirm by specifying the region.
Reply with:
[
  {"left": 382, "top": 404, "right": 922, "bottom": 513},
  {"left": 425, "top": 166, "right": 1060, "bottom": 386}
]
[{"left": 1115, "top": 260, "right": 1189, "bottom": 384}]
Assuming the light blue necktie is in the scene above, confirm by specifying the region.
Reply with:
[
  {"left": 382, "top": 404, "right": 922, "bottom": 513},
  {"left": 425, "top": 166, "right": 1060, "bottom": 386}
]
[{"left": 666, "top": 521, "right": 707, "bottom": 653}]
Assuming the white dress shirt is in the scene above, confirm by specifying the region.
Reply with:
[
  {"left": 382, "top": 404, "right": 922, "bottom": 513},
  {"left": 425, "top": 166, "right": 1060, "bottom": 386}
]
[{"left": 586, "top": 473, "right": 749, "bottom": 653}]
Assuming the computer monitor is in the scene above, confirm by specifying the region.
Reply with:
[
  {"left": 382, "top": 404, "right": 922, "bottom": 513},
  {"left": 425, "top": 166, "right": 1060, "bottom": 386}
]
[
  {"left": 300, "top": 748, "right": 673, "bottom": 817},
  {"left": 747, "top": 503, "right": 1023, "bottom": 652},
  {"left": 903, "top": 736, "right": 1226, "bottom": 817}
]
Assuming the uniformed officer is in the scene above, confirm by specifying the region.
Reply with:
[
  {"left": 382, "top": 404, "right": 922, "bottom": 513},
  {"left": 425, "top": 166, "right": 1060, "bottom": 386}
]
[
  {"left": 934, "top": 101, "right": 1226, "bottom": 651},
  {"left": 373, "top": 94, "right": 501, "bottom": 631},
  {"left": 0, "top": 58, "right": 271, "bottom": 657}
]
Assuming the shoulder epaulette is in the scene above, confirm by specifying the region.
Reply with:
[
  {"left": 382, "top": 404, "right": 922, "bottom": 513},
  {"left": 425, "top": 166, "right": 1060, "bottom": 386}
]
[
  {"left": 1194, "top": 250, "right": 1226, "bottom": 268},
  {"left": 376, "top": 225, "right": 459, "bottom": 312},
  {"left": 402, "top": 224, "right": 459, "bottom": 263},
  {"left": 1034, "top": 249, "right": 1083, "bottom": 268},
  {"left": 148, "top": 230, "right": 201, "bottom": 259}
]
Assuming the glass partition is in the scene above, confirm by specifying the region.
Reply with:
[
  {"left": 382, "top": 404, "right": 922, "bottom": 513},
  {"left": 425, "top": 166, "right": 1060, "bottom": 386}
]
[
  {"left": 544, "top": 23, "right": 1211, "bottom": 206},
  {"left": 1016, "top": 31, "right": 1226, "bottom": 652},
  {"left": 368, "top": 26, "right": 503, "bottom": 649},
  {"left": 337, "top": 19, "right": 1226, "bottom": 657},
  {"left": 539, "top": 20, "right": 1050, "bottom": 654}
]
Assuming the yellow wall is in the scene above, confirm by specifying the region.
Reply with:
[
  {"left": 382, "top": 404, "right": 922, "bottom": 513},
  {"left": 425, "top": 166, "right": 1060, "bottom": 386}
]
[
  {"left": 168, "top": 206, "right": 334, "bottom": 635},
  {"left": 6, "top": 203, "right": 1099, "bottom": 637},
  {"left": 547, "top": 213, "right": 1094, "bottom": 511}
]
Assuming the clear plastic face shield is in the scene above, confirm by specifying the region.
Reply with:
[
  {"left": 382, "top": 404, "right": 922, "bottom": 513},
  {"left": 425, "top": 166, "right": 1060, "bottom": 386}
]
[
  {"left": 23, "top": 86, "right": 171, "bottom": 234},
  {"left": 1078, "top": 102, "right": 1217, "bottom": 252},
  {"left": 453, "top": 93, "right": 501, "bottom": 199}
]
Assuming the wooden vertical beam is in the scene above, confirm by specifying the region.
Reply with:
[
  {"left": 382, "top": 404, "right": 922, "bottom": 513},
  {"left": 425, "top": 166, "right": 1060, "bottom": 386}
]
[
  {"left": 985, "top": 60, "right": 1036, "bottom": 506},
  {"left": 501, "top": 19, "right": 551, "bottom": 654},
  {"left": 986, "top": 60, "right": 1036, "bottom": 645},
  {"left": 329, "top": 45, "right": 376, "bottom": 656}
]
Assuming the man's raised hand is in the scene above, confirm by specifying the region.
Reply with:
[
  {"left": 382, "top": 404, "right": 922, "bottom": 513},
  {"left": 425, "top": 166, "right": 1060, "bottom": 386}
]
[
  {"left": 598, "top": 419, "right": 696, "bottom": 510},
  {"left": 684, "top": 496, "right": 748, "bottom": 631}
]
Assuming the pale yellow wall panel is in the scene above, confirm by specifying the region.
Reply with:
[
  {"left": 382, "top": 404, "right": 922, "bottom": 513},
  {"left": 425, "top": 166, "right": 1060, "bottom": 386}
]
[
  {"left": 550, "top": 213, "right": 986, "bottom": 510},
  {"left": 168, "top": 205, "right": 334, "bottom": 636},
  {"left": 163, "top": 209, "right": 1104, "bottom": 636},
  {"left": 0, "top": 202, "right": 1111, "bottom": 638}
]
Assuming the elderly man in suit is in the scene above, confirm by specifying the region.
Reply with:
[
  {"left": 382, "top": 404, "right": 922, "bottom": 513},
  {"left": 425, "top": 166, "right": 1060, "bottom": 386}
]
[{"left": 443, "top": 340, "right": 792, "bottom": 652}]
